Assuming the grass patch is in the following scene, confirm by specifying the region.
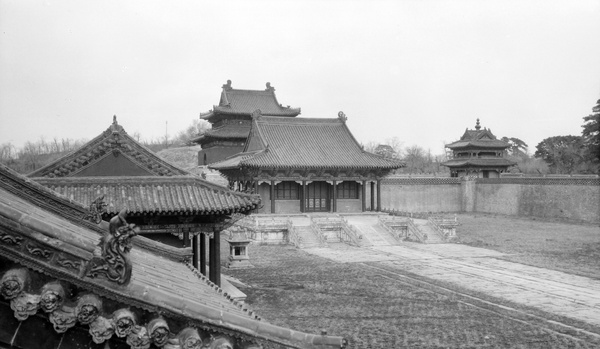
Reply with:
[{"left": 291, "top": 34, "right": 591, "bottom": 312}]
[{"left": 455, "top": 213, "right": 600, "bottom": 279}]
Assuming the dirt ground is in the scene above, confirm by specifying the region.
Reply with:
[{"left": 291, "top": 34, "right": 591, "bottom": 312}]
[{"left": 224, "top": 214, "right": 600, "bottom": 349}]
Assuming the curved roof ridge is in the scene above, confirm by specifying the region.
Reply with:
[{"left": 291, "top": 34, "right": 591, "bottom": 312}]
[{"left": 28, "top": 119, "right": 190, "bottom": 178}]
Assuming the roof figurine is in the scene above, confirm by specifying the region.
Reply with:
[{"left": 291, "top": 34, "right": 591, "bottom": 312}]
[
  {"left": 442, "top": 119, "right": 516, "bottom": 178},
  {"left": 194, "top": 80, "right": 301, "bottom": 165}
]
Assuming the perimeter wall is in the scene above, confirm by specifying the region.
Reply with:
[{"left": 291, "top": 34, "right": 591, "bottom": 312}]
[{"left": 380, "top": 176, "right": 600, "bottom": 224}]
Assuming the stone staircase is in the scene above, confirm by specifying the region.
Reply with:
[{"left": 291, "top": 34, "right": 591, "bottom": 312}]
[
  {"left": 295, "top": 226, "right": 323, "bottom": 249},
  {"left": 413, "top": 220, "right": 445, "bottom": 244},
  {"left": 353, "top": 223, "right": 399, "bottom": 246}
]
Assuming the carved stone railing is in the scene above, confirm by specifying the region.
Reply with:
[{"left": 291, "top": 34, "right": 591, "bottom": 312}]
[
  {"left": 309, "top": 221, "right": 328, "bottom": 245},
  {"left": 428, "top": 215, "right": 459, "bottom": 241},
  {"left": 286, "top": 221, "right": 303, "bottom": 248},
  {"left": 378, "top": 215, "right": 426, "bottom": 243},
  {"left": 256, "top": 217, "right": 289, "bottom": 232},
  {"left": 339, "top": 218, "right": 363, "bottom": 246},
  {"left": 236, "top": 216, "right": 290, "bottom": 242}
]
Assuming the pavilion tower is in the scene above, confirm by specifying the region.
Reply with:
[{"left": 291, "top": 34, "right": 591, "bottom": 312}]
[
  {"left": 442, "top": 119, "right": 515, "bottom": 178},
  {"left": 193, "top": 80, "right": 300, "bottom": 165}
]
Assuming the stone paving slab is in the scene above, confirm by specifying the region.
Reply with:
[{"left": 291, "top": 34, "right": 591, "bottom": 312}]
[
  {"left": 303, "top": 246, "right": 398, "bottom": 263},
  {"left": 303, "top": 242, "right": 600, "bottom": 327}
]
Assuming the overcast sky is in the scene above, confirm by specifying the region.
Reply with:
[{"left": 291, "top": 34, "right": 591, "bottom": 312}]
[{"left": 1, "top": 0, "right": 599, "bottom": 155}]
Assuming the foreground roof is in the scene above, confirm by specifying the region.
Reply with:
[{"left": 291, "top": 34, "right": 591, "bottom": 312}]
[
  {"left": 210, "top": 113, "right": 404, "bottom": 171},
  {"left": 28, "top": 116, "right": 188, "bottom": 178},
  {"left": 32, "top": 175, "right": 261, "bottom": 216},
  {"left": 446, "top": 119, "right": 511, "bottom": 150},
  {"left": 0, "top": 164, "right": 346, "bottom": 349},
  {"left": 201, "top": 80, "right": 300, "bottom": 122}
]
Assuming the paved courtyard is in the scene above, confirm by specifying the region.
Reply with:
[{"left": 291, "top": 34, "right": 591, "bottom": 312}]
[{"left": 304, "top": 241, "right": 600, "bottom": 327}]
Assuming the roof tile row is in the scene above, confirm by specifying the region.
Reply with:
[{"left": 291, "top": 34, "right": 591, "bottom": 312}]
[{"left": 32, "top": 176, "right": 260, "bottom": 215}]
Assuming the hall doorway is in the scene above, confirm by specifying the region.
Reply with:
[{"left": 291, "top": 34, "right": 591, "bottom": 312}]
[{"left": 305, "top": 182, "right": 330, "bottom": 212}]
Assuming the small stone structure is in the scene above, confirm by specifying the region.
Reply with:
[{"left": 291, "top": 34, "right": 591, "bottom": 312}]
[{"left": 226, "top": 228, "right": 253, "bottom": 269}]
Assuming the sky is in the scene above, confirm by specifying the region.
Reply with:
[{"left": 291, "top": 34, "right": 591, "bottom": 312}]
[{"left": 1, "top": 0, "right": 599, "bottom": 156}]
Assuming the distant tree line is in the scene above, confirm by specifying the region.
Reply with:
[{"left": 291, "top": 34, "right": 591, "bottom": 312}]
[
  {"left": 534, "top": 99, "right": 599, "bottom": 174},
  {"left": 363, "top": 137, "right": 448, "bottom": 175},
  {"left": 0, "top": 119, "right": 210, "bottom": 174}
]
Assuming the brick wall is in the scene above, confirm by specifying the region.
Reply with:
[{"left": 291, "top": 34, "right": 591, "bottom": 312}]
[
  {"left": 379, "top": 177, "right": 600, "bottom": 223},
  {"left": 474, "top": 177, "right": 600, "bottom": 223},
  {"left": 380, "top": 178, "right": 462, "bottom": 213}
]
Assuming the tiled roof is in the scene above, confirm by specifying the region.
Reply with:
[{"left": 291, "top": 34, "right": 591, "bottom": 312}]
[
  {"left": 201, "top": 81, "right": 300, "bottom": 122},
  {"left": 32, "top": 176, "right": 261, "bottom": 215},
  {"left": 446, "top": 139, "right": 511, "bottom": 149},
  {"left": 446, "top": 120, "right": 510, "bottom": 150},
  {"left": 0, "top": 164, "right": 345, "bottom": 349},
  {"left": 442, "top": 158, "right": 516, "bottom": 167},
  {"left": 194, "top": 123, "right": 252, "bottom": 145},
  {"left": 210, "top": 116, "right": 404, "bottom": 170},
  {"left": 28, "top": 117, "right": 188, "bottom": 178}
]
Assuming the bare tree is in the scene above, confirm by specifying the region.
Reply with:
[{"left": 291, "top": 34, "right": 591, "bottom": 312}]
[{"left": 403, "top": 145, "right": 426, "bottom": 173}]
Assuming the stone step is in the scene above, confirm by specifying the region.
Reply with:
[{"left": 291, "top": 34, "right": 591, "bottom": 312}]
[
  {"left": 352, "top": 223, "right": 399, "bottom": 246},
  {"left": 295, "top": 226, "right": 322, "bottom": 248},
  {"left": 414, "top": 222, "right": 445, "bottom": 244}
]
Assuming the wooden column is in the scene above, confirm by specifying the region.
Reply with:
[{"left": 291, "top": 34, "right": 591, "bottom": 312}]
[
  {"left": 300, "top": 181, "right": 306, "bottom": 213},
  {"left": 209, "top": 230, "right": 221, "bottom": 287},
  {"left": 270, "top": 180, "right": 276, "bottom": 214},
  {"left": 192, "top": 234, "right": 199, "bottom": 269},
  {"left": 254, "top": 181, "right": 258, "bottom": 194},
  {"left": 183, "top": 230, "right": 190, "bottom": 248},
  {"left": 200, "top": 233, "right": 206, "bottom": 275},
  {"left": 332, "top": 180, "right": 337, "bottom": 212},
  {"left": 361, "top": 180, "right": 367, "bottom": 212},
  {"left": 370, "top": 181, "right": 375, "bottom": 211},
  {"left": 376, "top": 179, "right": 381, "bottom": 212}
]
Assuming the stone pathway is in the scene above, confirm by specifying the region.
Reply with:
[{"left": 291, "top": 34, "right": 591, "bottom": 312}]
[{"left": 304, "top": 242, "right": 600, "bottom": 327}]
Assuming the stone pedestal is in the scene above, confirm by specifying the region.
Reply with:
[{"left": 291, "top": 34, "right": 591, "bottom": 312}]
[{"left": 226, "top": 228, "right": 253, "bottom": 269}]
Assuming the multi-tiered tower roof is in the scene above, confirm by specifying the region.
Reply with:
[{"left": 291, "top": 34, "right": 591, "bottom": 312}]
[{"left": 194, "top": 80, "right": 300, "bottom": 165}]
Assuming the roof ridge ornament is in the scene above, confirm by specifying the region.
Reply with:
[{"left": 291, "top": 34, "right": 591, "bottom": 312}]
[
  {"left": 223, "top": 79, "right": 233, "bottom": 91},
  {"left": 82, "top": 195, "right": 108, "bottom": 224},
  {"left": 265, "top": 82, "right": 275, "bottom": 91},
  {"left": 251, "top": 109, "right": 262, "bottom": 120},
  {"left": 475, "top": 118, "right": 481, "bottom": 130},
  {"left": 338, "top": 111, "right": 347, "bottom": 123},
  {"left": 86, "top": 209, "right": 139, "bottom": 285}
]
